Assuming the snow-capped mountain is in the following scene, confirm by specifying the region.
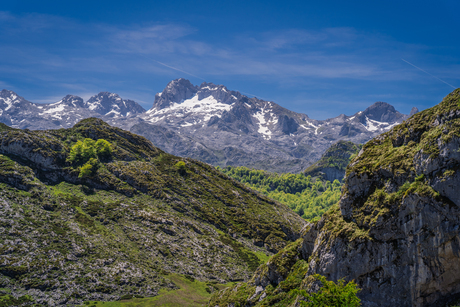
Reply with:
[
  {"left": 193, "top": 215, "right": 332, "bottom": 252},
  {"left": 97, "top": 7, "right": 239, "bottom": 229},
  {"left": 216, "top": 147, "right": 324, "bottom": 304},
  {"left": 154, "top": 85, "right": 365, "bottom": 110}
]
[
  {"left": 130, "top": 79, "right": 412, "bottom": 172},
  {"left": 0, "top": 80, "right": 414, "bottom": 172},
  {"left": 0, "top": 91, "right": 145, "bottom": 130},
  {"left": 86, "top": 92, "right": 145, "bottom": 117}
]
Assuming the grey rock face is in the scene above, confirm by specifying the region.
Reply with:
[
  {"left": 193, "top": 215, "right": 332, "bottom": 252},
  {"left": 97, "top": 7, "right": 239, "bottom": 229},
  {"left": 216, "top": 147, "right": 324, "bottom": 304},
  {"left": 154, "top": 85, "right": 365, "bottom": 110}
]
[
  {"left": 305, "top": 194, "right": 460, "bottom": 307},
  {"left": 297, "top": 94, "right": 460, "bottom": 306},
  {"left": 151, "top": 78, "right": 198, "bottom": 110}
]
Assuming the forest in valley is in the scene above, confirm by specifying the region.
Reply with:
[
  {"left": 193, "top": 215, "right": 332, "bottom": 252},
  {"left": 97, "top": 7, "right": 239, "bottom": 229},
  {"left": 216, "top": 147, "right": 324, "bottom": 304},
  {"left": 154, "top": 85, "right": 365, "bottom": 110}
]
[{"left": 218, "top": 166, "right": 342, "bottom": 222}]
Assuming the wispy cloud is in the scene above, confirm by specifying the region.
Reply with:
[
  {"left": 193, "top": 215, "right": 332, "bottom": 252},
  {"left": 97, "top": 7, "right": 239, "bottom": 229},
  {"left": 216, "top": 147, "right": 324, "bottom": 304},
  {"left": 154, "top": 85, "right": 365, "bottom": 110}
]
[
  {"left": 0, "top": 10, "right": 458, "bottom": 118},
  {"left": 0, "top": 11, "right": 435, "bottom": 83}
]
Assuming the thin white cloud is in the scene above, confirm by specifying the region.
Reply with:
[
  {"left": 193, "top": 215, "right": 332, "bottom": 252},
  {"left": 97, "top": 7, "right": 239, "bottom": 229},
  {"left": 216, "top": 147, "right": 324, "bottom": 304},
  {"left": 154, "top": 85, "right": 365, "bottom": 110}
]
[{"left": 0, "top": 10, "right": 458, "bottom": 118}]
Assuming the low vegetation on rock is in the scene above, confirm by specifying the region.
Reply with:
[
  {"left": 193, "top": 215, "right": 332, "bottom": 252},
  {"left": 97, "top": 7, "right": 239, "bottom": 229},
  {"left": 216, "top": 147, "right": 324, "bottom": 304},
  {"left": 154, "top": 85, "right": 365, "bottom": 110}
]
[
  {"left": 304, "top": 140, "right": 361, "bottom": 182},
  {"left": 208, "top": 238, "right": 361, "bottom": 307}
]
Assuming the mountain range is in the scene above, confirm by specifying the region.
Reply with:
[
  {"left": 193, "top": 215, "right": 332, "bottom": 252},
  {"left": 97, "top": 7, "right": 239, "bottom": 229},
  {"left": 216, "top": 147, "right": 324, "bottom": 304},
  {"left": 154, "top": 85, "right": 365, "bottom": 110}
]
[{"left": 0, "top": 79, "right": 416, "bottom": 172}]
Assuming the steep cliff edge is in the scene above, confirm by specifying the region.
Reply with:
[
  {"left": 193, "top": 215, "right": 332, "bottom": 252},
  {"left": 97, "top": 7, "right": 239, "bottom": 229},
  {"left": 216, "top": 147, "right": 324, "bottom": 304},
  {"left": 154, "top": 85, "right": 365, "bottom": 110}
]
[{"left": 209, "top": 89, "right": 460, "bottom": 307}]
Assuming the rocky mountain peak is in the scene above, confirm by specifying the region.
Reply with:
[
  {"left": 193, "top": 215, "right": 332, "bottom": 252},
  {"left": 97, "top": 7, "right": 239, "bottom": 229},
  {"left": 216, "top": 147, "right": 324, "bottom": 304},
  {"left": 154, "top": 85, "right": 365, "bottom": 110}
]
[
  {"left": 358, "top": 101, "right": 405, "bottom": 123},
  {"left": 197, "top": 82, "right": 241, "bottom": 105},
  {"left": 0, "top": 90, "right": 23, "bottom": 111},
  {"left": 0, "top": 89, "right": 18, "bottom": 98},
  {"left": 151, "top": 78, "right": 198, "bottom": 110},
  {"left": 86, "top": 92, "right": 145, "bottom": 117},
  {"left": 59, "top": 95, "right": 85, "bottom": 108},
  {"left": 409, "top": 106, "right": 419, "bottom": 116}
]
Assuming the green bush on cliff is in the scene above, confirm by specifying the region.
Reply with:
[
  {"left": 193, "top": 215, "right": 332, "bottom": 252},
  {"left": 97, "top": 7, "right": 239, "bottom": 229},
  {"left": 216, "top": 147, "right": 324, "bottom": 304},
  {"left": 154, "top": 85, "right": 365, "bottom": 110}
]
[
  {"left": 79, "top": 158, "right": 98, "bottom": 178},
  {"left": 297, "top": 274, "right": 361, "bottom": 306},
  {"left": 67, "top": 138, "right": 112, "bottom": 178},
  {"left": 68, "top": 138, "right": 112, "bottom": 165},
  {"left": 175, "top": 160, "right": 187, "bottom": 175}
]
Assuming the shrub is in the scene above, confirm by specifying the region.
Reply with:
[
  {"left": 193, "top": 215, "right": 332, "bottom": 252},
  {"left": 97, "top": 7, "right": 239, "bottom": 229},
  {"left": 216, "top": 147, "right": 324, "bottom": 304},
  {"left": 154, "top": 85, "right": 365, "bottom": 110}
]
[
  {"left": 68, "top": 138, "right": 113, "bottom": 165},
  {"left": 95, "top": 139, "right": 113, "bottom": 157},
  {"left": 300, "top": 275, "right": 361, "bottom": 307},
  {"left": 175, "top": 161, "right": 186, "bottom": 175},
  {"left": 79, "top": 158, "right": 98, "bottom": 178}
]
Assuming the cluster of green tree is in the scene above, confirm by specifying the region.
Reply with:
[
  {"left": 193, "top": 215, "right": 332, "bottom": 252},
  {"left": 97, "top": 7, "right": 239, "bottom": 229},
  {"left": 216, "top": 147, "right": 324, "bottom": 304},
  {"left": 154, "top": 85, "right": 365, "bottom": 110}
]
[
  {"left": 67, "top": 138, "right": 112, "bottom": 178},
  {"left": 218, "top": 166, "right": 342, "bottom": 222}
]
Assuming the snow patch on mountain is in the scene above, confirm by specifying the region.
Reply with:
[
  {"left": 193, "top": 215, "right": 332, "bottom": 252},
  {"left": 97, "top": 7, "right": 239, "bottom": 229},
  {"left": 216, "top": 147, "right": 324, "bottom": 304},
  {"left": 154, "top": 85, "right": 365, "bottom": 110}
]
[
  {"left": 146, "top": 94, "right": 234, "bottom": 124},
  {"left": 364, "top": 116, "right": 400, "bottom": 132},
  {"left": 300, "top": 121, "right": 320, "bottom": 135},
  {"left": 39, "top": 104, "right": 66, "bottom": 120},
  {"left": 253, "top": 107, "right": 278, "bottom": 139},
  {"left": 2, "top": 95, "right": 18, "bottom": 111}
]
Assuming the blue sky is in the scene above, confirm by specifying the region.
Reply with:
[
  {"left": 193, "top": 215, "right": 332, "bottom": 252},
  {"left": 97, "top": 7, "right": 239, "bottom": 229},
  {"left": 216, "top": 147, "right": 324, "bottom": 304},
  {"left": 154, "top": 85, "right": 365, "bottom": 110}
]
[{"left": 1, "top": 0, "right": 459, "bottom": 119}]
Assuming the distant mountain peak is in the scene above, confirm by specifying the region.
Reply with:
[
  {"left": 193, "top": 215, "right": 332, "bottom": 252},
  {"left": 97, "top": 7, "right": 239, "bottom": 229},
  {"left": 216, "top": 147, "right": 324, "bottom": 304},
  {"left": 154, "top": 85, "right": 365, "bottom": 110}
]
[
  {"left": 0, "top": 89, "right": 18, "bottom": 98},
  {"left": 409, "top": 107, "right": 419, "bottom": 116},
  {"left": 59, "top": 95, "right": 85, "bottom": 108},
  {"left": 357, "top": 101, "right": 406, "bottom": 124},
  {"left": 86, "top": 92, "right": 145, "bottom": 117},
  {"left": 0, "top": 80, "right": 414, "bottom": 173},
  {"left": 152, "top": 78, "right": 198, "bottom": 110},
  {"left": 0, "top": 90, "right": 28, "bottom": 112}
]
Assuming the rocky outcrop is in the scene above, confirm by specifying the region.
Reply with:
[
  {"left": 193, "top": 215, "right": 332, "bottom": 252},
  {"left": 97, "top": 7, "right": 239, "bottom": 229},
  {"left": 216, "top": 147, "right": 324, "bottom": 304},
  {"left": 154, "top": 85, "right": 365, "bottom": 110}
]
[{"left": 301, "top": 89, "right": 460, "bottom": 306}]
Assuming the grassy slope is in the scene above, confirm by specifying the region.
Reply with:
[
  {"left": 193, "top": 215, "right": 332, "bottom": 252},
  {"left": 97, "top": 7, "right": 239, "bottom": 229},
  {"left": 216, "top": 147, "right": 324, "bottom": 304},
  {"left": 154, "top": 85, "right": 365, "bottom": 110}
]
[
  {"left": 82, "top": 274, "right": 235, "bottom": 307},
  {"left": 0, "top": 118, "right": 305, "bottom": 306}
]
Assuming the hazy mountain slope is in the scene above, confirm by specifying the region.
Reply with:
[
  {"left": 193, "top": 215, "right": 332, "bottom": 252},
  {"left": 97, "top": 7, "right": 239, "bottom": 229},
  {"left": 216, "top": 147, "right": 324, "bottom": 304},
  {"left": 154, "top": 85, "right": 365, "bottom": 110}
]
[
  {"left": 0, "top": 118, "right": 305, "bottom": 306},
  {"left": 209, "top": 88, "right": 460, "bottom": 307}
]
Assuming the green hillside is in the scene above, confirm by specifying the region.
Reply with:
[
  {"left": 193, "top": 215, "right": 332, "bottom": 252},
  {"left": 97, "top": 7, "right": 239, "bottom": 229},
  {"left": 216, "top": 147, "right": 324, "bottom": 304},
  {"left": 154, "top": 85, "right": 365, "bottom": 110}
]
[{"left": 0, "top": 118, "right": 305, "bottom": 306}]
